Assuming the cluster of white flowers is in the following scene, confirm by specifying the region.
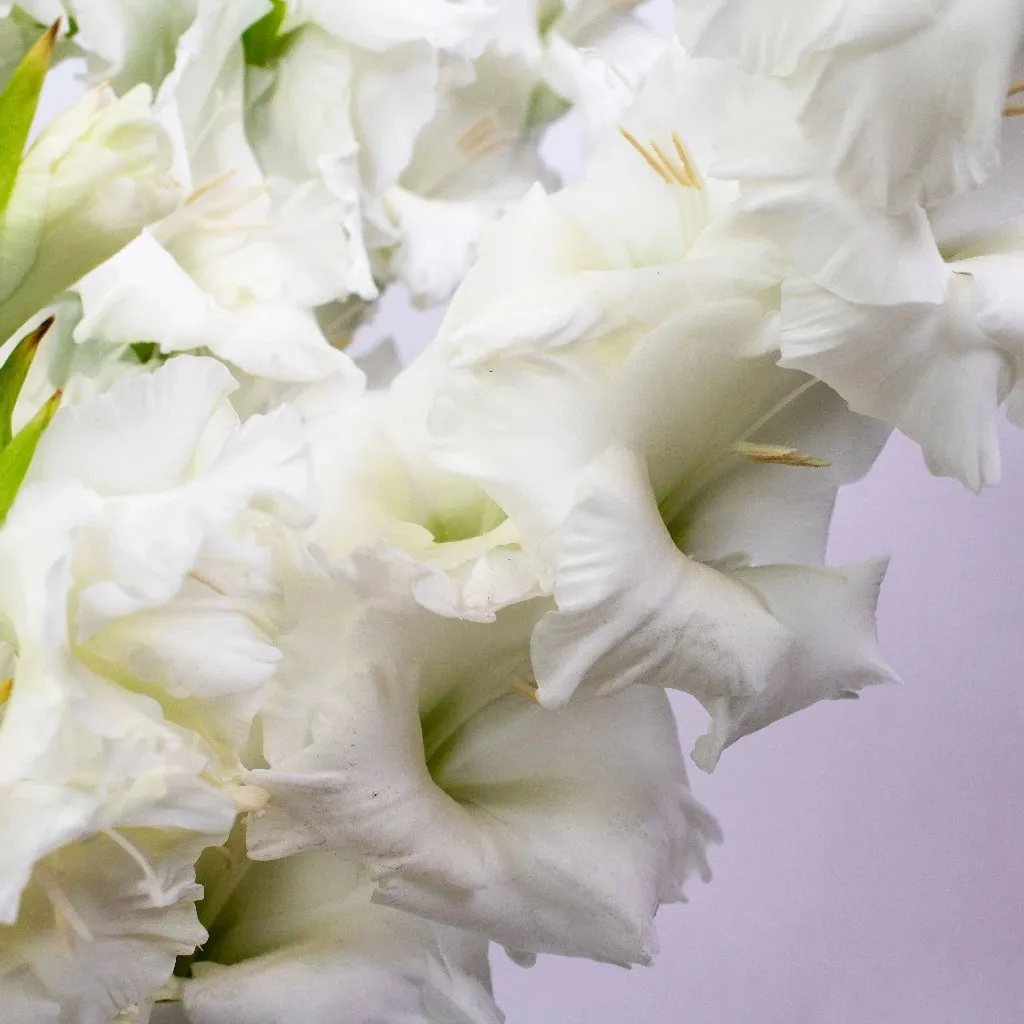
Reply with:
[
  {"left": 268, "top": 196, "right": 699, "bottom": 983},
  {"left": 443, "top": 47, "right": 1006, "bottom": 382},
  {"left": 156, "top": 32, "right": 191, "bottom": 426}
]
[{"left": 0, "top": 0, "right": 1020, "bottom": 1021}]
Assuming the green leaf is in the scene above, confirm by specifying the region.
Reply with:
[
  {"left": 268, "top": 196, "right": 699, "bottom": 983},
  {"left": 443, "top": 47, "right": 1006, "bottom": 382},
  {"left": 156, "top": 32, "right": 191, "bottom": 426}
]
[
  {"left": 242, "top": 0, "right": 292, "bottom": 67},
  {"left": 0, "top": 315, "right": 52, "bottom": 447},
  {"left": 0, "top": 21, "right": 59, "bottom": 220},
  {"left": 0, "top": 387, "right": 60, "bottom": 522}
]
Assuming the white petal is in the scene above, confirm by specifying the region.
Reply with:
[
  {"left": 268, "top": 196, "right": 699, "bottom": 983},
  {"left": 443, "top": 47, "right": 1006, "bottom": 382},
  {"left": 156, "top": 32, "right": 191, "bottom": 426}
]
[
  {"left": 182, "top": 851, "right": 502, "bottom": 1024},
  {"left": 693, "top": 560, "right": 899, "bottom": 770},
  {"left": 673, "top": 383, "right": 890, "bottom": 567},
  {"left": 795, "top": 0, "right": 1024, "bottom": 213},
  {"left": 282, "top": 0, "right": 491, "bottom": 54},
  {"left": 67, "top": 0, "right": 200, "bottom": 91},
  {"left": 248, "top": 659, "right": 499, "bottom": 893},
  {"left": 780, "top": 276, "right": 1012, "bottom": 490},
  {"left": 376, "top": 685, "right": 720, "bottom": 966},
  {"left": 82, "top": 593, "right": 278, "bottom": 762},
  {"left": 711, "top": 75, "right": 949, "bottom": 305},
  {"left": 611, "top": 297, "right": 799, "bottom": 501},
  {"left": 248, "top": 562, "right": 716, "bottom": 964},
  {"left": 677, "top": 0, "right": 940, "bottom": 76},
  {"left": 530, "top": 447, "right": 791, "bottom": 709},
  {"left": 352, "top": 43, "right": 441, "bottom": 194},
  {"left": 385, "top": 188, "right": 497, "bottom": 305},
  {"left": 246, "top": 25, "right": 360, "bottom": 181},
  {"left": 683, "top": 0, "right": 1024, "bottom": 210},
  {"left": 74, "top": 401, "right": 311, "bottom": 632},
  {"left": 430, "top": 352, "right": 610, "bottom": 554},
  {"left": 2, "top": 829, "right": 213, "bottom": 1024},
  {"left": 27, "top": 354, "right": 236, "bottom": 494}
]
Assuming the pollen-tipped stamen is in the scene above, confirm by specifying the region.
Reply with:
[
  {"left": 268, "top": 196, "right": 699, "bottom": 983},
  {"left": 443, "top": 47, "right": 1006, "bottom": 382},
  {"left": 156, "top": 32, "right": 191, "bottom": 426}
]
[
  {"left": 672, "top": 133, "right": 700, "bottom": 187},
  {"left": 185, "top": 168, "right": 238, "bottom": 206},
  {"left": 650, "top": 139, "right": 691, "bottom": 187},
  {"left": 620, "top": 127, "right": 674, "bottom": 184},
  {"left": 733, "top": 441, "right": 832, "bottom": 468},
  {"left": 510, "top": 676, "right": 540, "bottom": 702}
]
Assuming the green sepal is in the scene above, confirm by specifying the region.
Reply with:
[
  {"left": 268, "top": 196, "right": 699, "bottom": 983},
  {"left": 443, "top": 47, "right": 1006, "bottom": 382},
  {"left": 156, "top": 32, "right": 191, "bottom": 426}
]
[
  {"left": 525, "top": 83, "right": 571, "bottom": 131},
  {"left": 0, "top": 21, "right": 59, "bottom": 219},
  {"left": 0, "top": 387, "right": 60, "bottom": 523},
  {"left": 242, "top": 0, "right": 292, "bottom": 67},
  {"left": 0, "top": 315, "right": 52, "bottom": 448}
]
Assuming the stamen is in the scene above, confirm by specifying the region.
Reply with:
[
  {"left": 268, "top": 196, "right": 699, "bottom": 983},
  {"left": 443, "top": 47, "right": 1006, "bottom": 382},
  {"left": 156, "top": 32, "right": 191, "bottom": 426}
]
[
  {"left": 510, "top": 676, "right": 540, "bottom": 702},
  {"left": 620, "top": 127, "right": 674, "bottom": 184},
  {"left": 187, "top": 569, "right": 227, "bottom": 595},
  {"left": 650, "top": 139, "right": 690, "bottom": 186},
  {"left": 0, "top": 678, "right": 11, "bottom": 704},
  {"left": 1008, "top": 81, "right": 1024, "bottom": 98},
  {"left": 458, "top": 116, "right": 496, "bottom": 151},
  {"left": 465, "top": 134, "right": 513, "bottom": 161},
  {"left": 672, "top": 133, "right": 700, "bottom": 187},
  {"left": 185, "top": 168, "right": 238, "bottom": 205},
  {"left": 39, "top": 870, "right": 93, "bottom": 949},
  {"left": 1004, "top": 104, "right": 1024, "bottom": 118},
  {"left": 104, "top": 829, "right": 164, "bottom": 904},
  {"left": 733, "top": 441, "right": 831, "bottom": 468}
]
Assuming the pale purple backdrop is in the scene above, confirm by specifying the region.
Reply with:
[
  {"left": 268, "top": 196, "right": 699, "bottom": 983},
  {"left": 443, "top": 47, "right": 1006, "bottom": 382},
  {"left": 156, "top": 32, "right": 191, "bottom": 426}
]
[{"left": 489, "top": 425, "right": 1024, "bottom": 1024}]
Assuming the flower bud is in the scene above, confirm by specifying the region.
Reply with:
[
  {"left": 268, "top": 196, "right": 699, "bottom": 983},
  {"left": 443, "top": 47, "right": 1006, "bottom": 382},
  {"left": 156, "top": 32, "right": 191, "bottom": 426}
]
[{"left": 0, "top": 81, "right": 180, "bottom": 342}]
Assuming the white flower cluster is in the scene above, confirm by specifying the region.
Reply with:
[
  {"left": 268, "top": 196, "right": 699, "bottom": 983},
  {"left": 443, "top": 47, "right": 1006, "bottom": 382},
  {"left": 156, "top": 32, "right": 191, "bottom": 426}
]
[{"left": 0, "top": 0, "right": 1020, "bottom": 1022}]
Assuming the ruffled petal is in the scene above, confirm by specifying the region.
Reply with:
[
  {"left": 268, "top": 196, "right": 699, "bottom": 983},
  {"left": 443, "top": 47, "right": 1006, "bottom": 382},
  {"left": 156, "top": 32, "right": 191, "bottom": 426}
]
[
  {"left": 27, "top": 354, "right": 236, "bottom": 494},
  {"left": 530, "top": 447, "right": 791, "bottom": 709},
  {"left": 693, "top": 560, "right": 899, "bottom": 770},
  {"left": 182, "top": 851, "right": 502, "bottom": 1024},
  {"left": 376, "top": 684, "right": 719, "bottom": 966},
  {"left": 1, "top": 829, "right": 215, "bottom": 1024},
  {"left": 780, "top": 275, "right": 1012, "bottom": 490}
]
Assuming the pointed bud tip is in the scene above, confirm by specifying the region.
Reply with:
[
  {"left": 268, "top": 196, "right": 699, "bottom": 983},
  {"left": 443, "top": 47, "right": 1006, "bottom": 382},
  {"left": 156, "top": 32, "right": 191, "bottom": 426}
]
[{"left": 27, "top": 316, "right": 55, "bottom": 349}]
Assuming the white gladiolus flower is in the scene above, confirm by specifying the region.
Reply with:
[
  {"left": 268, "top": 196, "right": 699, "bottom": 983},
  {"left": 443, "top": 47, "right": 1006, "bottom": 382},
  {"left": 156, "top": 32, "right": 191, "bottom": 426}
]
[
  {"left": 422, "top": 48, "right": 897, "bottom": 767},
  {"left": 1, "top": 830, "right": 220, "bottom": 1024},
  {"left": 246, "top": 552, "right": 718, "bottom": 964},
  {"left": 5, "top": 0, "right": 1018, "bottom": 1019},
  {"left": 32, "top": 0, "right": 199, "bottom": 90},
  {"left": 23, "top": 356, "right": 312, "bottom": 759},
  {"left": 776, "top": 121, "right": 1024, "bottom": 491},
  {"left": 674, "top": 0, "right": 1024, "bottom": 489},
  {"left": 73, "top": 0, "right": 366, "bottom": 385},
  {"left": 0, "top": 79, "right": 180, "bottom": 345},
  {"left": 0, "top": 355, "right": 313, "bottom": 1021},
  {"left": 381, "top": 0, "right": 666, "bottom": 302},
  {"left": 295, "top": 374, "right": 545, "bottom": 622},
  {"left": 677, "top": 0, "right": 1024, "bottom": 212}
]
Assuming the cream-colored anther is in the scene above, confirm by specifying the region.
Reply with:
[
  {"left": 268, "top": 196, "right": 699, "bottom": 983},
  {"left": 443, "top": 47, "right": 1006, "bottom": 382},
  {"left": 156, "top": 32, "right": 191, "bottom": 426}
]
[
  {"left": 620, "top": 128, "right": 700, "bottom": 188},
  {"left": 733, "top": 441, "right": 832, "bottom": 468},
  {"left": 510, "top": 676, "right": 540, "bottom": 702},
  {"left": 1004, "top": 80, "right": 1024, "bottom": 117}
]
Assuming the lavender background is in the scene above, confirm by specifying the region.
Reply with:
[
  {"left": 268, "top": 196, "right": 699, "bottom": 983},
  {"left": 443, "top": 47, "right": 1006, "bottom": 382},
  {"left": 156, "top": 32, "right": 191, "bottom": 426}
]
[{"left": 490, "top": 425, "right": 1024, "bottom": 1024}]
